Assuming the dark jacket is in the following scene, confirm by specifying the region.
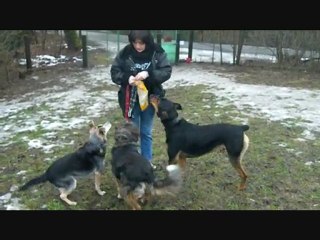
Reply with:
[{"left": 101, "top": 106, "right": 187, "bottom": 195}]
[{"left": 110, "top": 44, "right": 172, "bottom": 116}]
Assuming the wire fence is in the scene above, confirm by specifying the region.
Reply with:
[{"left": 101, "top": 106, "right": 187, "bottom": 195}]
[{"left": 83, "top": 30, "right": 280, "bottom": 66}]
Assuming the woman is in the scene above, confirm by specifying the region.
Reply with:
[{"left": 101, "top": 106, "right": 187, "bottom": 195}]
[{"left": 110, "top": 30, "right": 172, "bottom": 169}]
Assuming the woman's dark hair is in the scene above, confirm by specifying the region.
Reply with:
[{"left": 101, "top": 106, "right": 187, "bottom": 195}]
[{"left": 128, "top": 30, "right": 154, "bottom": 50}]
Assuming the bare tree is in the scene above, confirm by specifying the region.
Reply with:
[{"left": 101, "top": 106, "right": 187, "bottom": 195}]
[
  {"left": 248, "top": 30, "right": 287, "bottom": 65},
  {"left": 275, "top": 31, "right": 286, "bottom": 65},
  {"left": 198, "top": 30, "right": 204, "bottom": 42},
  {"left": 58, "top": 30, "right": 64, "bottom": 56},
  {"left": 22, "top": 30, "right": 33, "bottom": 70},
  {"left": 64, "top": 30, "right": 81, "bottom": 51},
  {"left": 248, "top": 30, "right": 277, "bottom": 59},
  {"left": 232, "top": 31, "right": 237, "bottom": 65},
  {"left": 41, "top": 30, "right": 47, "bottom": 51},
  {"left": 235, "top": 30, "right": 247, "bottom": 65},
  {"left": 219, "top": 31, "right": 223, "bottom": 65}
]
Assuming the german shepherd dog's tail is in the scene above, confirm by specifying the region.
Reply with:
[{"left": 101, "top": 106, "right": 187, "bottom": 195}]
[
  {"left": 153, "top": 164, "right": 183, "bottom": 196},
  {"left": 19, "top": 173, "right": 47, "bottom": 191}
]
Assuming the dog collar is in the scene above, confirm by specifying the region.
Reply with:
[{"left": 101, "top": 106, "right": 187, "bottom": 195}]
[
  {"left": 164, "top": 116, "right": 182, "bottom": 127},
  {"left": 114, "top": 142, "right": 139, "bottom": 148}
]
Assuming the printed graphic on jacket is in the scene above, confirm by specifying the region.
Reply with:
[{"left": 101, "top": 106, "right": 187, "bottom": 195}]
[{"left": 130, "top": 62, "right": 151, "bottom": 72}]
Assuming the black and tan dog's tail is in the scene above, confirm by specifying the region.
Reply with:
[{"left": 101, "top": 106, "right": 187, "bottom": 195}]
[
  {"left": 19, "top": 173, "right": 47, "bottom": 191},
  {"left": 153, "top": 165, "right": 183, "bottom": 196},
  {"left": 241, "top": 125, "right": 249, "bottom": 131}
]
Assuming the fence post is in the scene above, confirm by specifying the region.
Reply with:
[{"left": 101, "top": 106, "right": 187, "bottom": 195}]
[
  {"left": 106, "top": 31, "right": 109, "bottom": 53},
  {"left": 157, "top": 33, "right": 162, "bottom": 46},
  {"left": 117, "top": 30, "right": 120, "bottom": 53},
  {"left": 175, "top": 32, "right": 180, "bottom": 64},
  {"left": 188, "top": 30, "right": 194, "bottom": 59},
  {"left": 188, "top": 30, "right": 194, "bottom": 60},
  {"left": 82, "top": 34, "right": 88, "bottom": 68}
]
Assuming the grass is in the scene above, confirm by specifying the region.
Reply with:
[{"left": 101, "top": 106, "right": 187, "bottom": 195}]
[
  {"left": 2, "top": 48, "right": 320, "bottom": 210},
  {"left": 2, "top": 83, "right": 320, "bottom": 210}
]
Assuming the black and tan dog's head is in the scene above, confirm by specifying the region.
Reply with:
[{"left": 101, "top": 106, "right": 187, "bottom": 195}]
[
  {"left": 150, "top": 96, "right": 182, "bottom": 121},
  {"left": 114, "top": 121, "right": 140, "bottom": 146}
]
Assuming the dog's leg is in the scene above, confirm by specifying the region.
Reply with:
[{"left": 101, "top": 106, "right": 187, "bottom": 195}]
[
  {"left": 142, "top": 185, "right": 153, "bottom": 204},
  {"left": 140, "top": 195, "right": 150, "bottom": 205},
  {"left": 177, "top": 152, "right": 187, "bottom": 170},
  {"left": 168, "top": 147, "right": 186, "bottom": 170},
  {"left": 229, "top": 157, "right": 247, "bottom": 191},
  {"left": 94, "top": 171, "right": 105, "bottom": 196},
  {"left": 114, "top": 178, "right": 122, "bottom": 199},
  {"left": 170, "top": 151, "right": 186, "bottom": 171},
  {"left": 238, "top": 133, "right": 249, "bottom": 190},
  {"left": 229, "top": 134, "right": 249, "bottom": 190},
  {"left": 59, "top": 178, "right": 77, "bottom": 205},
  {"left": 126, "top": 192, "right": 142, "bottom": 210},
  {"left": 149, "top": 95, "right": 159, "bottom": 113}
]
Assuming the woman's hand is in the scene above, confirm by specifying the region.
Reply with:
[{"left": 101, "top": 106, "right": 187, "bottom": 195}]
[
  {"left": 135, "top": 71, "right": 149, "bottom": 81},
  {"left": 129, "top": 75, "right": 143, "bottom": 86},
  {"left": 128, "top": 76, "right": 137, "bottom": 86}
]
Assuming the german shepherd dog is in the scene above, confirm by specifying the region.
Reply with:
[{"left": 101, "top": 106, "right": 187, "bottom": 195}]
[
  {"left": 111, "top": 121, "right": 182, "bottom": 210},
  {"left": 150, "top": 97, "right": 250, "bottom": 190},
  {"left": 19, "top": 120, "right": 112, "bottom": 205}
]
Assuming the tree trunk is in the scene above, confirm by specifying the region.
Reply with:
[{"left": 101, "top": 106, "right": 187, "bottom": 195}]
[
  {"left": 232, "top": 31, "right": 237, "bottom": 65},
  {"left": 64, "top": 30, "right": 81, "bottom": 51},
  {"left": 235, "top": 30, "right": 246, "bottom": 65},
  {"left": 59, "top": 30, "right": 64, "bottom": 55},
  {"left": 200, "top": 30, "right": 204, "bottom": 42},
  {"left": 212, "top": 41, "right": 215, "bottom": 64},
  {"left": 32, "top": 30, "right": 38, "bottom": 44},
  {"left": 41, "top": 30, "right": 47, "bottom": 51},
  {"left": 188, "top": 30, "right": 194, "bottom": 59},
  {"left": 275, "top": 31, "right": 284, "bottom": 65},
  {"left": 219, "top": 31, "right": 223, "bottom": 65},
  {"left": 24, "top": 35, "right": 32, "bottom": 70}
]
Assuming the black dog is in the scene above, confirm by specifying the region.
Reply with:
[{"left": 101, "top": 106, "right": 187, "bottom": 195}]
[
  {"left": 19, "top": 120, "right": 112, "bottom": 205},
  {"left": 111, "top": 121, "right": 182, "bottom": 210},
  {"left": 150, "top": 97, "right": 250, "bottom": 190}
]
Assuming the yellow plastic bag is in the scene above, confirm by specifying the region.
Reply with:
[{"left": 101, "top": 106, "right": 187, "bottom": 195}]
[{"left": 136, "top": 81, "right": 149, "bottom": 111}]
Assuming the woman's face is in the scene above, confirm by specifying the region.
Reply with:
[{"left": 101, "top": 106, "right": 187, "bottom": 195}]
[{"left": 133, "top": 39, "right": 146, "bottom": 52}]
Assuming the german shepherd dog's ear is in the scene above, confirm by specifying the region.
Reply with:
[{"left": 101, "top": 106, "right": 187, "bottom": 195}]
[
  {"left": 174, "top": 102, "right": 182, "bottom": 110},
  {"left": 125, "top": 122, "right": 140, "bottom": 142},
  {"left": 98, "top": 126, "right": 106, "bottom": 136},
  {"left": 89, "top": 120, "right": 96, "bottom": 128},
  {"left": 115, "top": 121, "right": 140, "bottom": 143}
]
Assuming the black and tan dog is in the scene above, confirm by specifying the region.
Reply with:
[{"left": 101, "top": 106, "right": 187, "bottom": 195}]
[
  {"left": 111, "top": 121, "right": 182, "bottom": 210},
  {"left": 19, "top": 120, "right": 112, "bottom": 205},
  {"left": 150, "top": 97, "right": 250, "bottom": 190}
]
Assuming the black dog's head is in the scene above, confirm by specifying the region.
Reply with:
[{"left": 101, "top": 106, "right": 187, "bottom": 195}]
[
  {"left": 114, "top": 121, "right": 140, "bottom": 146},
  {"left": 150, "top": 97, "right": 182, "bottom": 121}
]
